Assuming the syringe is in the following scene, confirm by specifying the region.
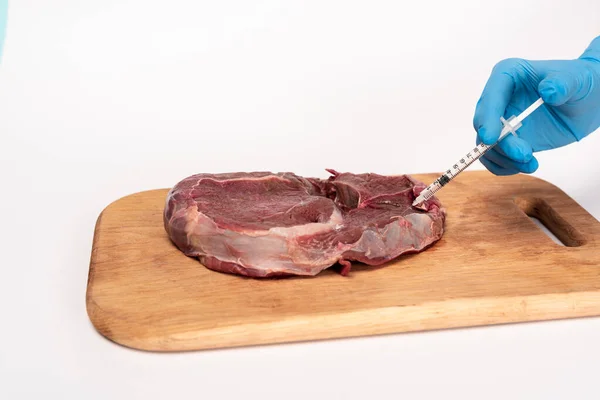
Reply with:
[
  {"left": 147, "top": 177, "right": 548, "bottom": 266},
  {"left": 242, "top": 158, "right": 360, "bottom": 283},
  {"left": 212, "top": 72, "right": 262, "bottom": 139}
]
[{"left": 412, "top": 97, "right": 545, "bottom": 207}]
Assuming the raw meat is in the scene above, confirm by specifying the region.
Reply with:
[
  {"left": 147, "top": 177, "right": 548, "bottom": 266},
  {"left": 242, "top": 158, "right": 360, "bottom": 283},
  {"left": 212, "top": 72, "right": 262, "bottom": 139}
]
[{"left": 163, "top": 169, "right": 446, "bottom": 277}]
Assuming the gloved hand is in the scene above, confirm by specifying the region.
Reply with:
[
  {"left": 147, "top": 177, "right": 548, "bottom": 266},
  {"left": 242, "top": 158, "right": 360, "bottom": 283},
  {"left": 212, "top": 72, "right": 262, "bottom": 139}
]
[{"left": 473, "top": 36, "right": 600, "bottom": 175}]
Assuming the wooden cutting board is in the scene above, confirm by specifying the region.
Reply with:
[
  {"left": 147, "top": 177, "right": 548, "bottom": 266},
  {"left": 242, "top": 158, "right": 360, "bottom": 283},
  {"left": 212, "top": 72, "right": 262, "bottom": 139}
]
[{"left": 86, "top": 171, "right": 600, "bottom": 352}]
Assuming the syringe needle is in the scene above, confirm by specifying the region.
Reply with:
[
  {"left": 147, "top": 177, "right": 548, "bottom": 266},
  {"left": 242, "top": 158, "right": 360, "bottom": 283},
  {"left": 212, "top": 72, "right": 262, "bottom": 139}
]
[{"left": 412, "top": 98, "right": 545, "bottom": 207}]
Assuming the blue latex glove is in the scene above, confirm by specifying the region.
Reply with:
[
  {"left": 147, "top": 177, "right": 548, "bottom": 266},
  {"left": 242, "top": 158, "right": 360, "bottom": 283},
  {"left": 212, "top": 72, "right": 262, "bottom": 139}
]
[
  {"left": 0, "top": 0, "right": 7, "bottom": 60},
  {"left": 473, "top": 36, "right": 600, "bottom": 175}
]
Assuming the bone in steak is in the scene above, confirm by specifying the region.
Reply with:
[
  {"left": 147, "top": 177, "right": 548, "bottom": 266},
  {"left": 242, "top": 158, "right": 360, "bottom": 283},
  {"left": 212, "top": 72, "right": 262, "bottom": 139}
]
[{"left": 163, "top": 169, "right": 446, "bottom": 277}]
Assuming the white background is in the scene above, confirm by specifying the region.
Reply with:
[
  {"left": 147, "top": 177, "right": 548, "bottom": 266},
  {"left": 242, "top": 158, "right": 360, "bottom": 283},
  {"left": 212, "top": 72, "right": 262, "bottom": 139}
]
[{"left": 1, "top": 0, "right": 600, "bottom": 398}]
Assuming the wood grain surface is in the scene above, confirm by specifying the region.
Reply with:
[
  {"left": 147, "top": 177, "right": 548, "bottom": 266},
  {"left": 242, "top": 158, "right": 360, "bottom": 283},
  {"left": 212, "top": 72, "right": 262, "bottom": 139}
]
[{"left": 86, "top": 171, "right": 600, "bottom": 352}]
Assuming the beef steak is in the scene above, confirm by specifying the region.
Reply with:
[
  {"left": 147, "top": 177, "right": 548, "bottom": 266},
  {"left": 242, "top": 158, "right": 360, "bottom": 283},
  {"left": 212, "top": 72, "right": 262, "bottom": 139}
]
[{"left": 163, "top": 170, "right": 446, "bottom": 277}]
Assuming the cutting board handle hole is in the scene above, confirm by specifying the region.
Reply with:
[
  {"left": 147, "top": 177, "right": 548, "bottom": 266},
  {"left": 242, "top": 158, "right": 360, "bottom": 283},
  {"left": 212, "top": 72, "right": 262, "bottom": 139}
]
[
  {"left": 527, "top": 216, "right": 566, "bottom": 246},
  {"left": 514, "top": 197, "right": 586, "bottom": 247}
]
